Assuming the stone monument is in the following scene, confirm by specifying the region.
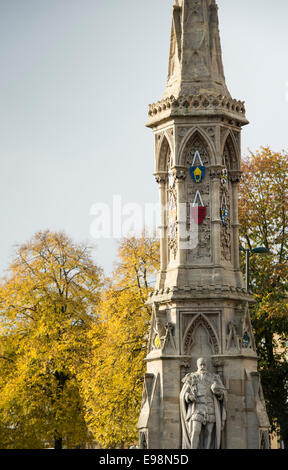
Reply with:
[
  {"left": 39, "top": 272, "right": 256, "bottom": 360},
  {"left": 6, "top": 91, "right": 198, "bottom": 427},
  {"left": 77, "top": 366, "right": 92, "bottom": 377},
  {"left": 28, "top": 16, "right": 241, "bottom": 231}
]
[{"left": 138, "top": 0, "right": 270, "bottom": 449}]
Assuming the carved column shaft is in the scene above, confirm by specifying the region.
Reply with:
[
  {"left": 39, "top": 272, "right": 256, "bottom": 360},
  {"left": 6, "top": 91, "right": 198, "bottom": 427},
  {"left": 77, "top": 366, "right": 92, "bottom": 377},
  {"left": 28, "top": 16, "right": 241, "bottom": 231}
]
[
  {"left": 175, "top": 169, "right": 187, "bottom": 267},
  {"left": 210, "top": 171, "right": 221, "bottom": 265},
  {"left": 231, "top": 180, "right": 240, "bottom": 271},
  {"left": 156, "top": 175, "right": 168, "bottom": 272}
]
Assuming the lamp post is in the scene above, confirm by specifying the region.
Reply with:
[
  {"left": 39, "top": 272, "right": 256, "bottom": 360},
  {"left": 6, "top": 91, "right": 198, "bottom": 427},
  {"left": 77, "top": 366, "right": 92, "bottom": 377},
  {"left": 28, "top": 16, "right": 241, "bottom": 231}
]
[{"left": 239, "top": 246, "right": 270, "bottom": 292}]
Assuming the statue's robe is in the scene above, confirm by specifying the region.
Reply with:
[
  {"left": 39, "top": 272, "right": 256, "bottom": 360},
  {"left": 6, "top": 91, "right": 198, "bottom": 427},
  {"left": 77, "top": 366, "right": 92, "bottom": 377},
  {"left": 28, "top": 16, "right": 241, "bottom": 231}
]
[{"left": 180, "top": 372, "right": 226, "bottom": 449}]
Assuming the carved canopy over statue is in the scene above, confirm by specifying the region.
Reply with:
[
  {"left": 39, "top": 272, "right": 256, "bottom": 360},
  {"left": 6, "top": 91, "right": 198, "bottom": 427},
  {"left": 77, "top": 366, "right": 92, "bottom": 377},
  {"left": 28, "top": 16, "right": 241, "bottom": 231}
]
[{"left": 180, "top": 358, "right": 227, "bottom": 449}]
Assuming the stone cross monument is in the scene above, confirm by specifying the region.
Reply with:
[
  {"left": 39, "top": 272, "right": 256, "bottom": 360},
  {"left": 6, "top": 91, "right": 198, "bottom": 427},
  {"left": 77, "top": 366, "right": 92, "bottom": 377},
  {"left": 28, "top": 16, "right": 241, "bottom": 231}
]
[{"left": 138, "top": 0, "right": 270, "bottom": 449}]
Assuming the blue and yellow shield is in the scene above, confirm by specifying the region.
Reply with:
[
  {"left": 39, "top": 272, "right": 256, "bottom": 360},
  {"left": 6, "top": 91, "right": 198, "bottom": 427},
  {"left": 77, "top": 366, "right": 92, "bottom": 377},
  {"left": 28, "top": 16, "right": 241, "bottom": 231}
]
[
  {"left": 190, "top": 151, "right": 206, "bottom": 184},
  {"left": 190, "top": 165, "right": 206, "bottom": 183}
]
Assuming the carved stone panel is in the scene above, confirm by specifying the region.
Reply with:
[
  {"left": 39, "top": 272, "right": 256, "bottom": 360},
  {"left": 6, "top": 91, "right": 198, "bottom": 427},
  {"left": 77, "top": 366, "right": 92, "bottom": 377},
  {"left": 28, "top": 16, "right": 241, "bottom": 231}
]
[
  {"left": 176, "top": 127, "right": 190, "bottom": 150},
  {"left": 241, "top": 304, "right": 257, "bottom": 352},
  {"left": 184, "top": 134, "right": 210, "bottom": 168},
  {"left": 220, "top": 187, "right": 232, "bottom": 263},
  {"left": 168, "top": 187, "right": 178, "bottom": 259},
  {"left": 232, "top": 130, "right": 241, "bottom": 152},
  {"left": 220, "top": 141, "right": 232, "bottom": 263},
  {"left": 226, "top": 321, "right": 241, "bottom": 352},
  {"left": 203, "top": 126, "right": 216, "bottom": 148},
  {"left": 181, "top": 311, "right": 222, "bottom": 371},
  {"left": 148, "top": 308, "right": 166, "bottom": 353},
  {"left": 183, "top": 133, "right": 212, "bottom": 262}
]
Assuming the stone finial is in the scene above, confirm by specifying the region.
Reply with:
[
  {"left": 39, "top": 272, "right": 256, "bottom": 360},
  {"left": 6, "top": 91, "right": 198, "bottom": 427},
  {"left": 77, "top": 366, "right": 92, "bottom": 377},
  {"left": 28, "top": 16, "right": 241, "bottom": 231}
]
[{"left": 164, "top": 0, "right": 230, "bottom": 99}]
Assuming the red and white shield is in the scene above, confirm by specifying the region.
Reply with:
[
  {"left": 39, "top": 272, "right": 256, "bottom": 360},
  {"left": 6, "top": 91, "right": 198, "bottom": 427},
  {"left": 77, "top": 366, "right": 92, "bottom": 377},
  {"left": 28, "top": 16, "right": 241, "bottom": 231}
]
[
  {"left": 191, "top": 191, "right": 206, "bottom": 225},
  {"left": 191, "top": 206, "right": 206, "bottom": 225}
]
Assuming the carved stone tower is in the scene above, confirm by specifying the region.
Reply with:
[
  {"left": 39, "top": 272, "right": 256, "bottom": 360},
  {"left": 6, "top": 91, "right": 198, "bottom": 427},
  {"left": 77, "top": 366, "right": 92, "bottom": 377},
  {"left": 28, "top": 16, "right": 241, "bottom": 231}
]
[{"left": 138, "top": 0, "right": 270, "bottom": 449}]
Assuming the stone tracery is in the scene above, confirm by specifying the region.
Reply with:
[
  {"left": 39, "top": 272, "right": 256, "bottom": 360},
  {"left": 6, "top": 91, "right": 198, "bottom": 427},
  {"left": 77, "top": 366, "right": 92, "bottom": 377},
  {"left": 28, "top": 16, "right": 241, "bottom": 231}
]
[{"left": 183, "top": 314, "right": 220, "bottom": 356}]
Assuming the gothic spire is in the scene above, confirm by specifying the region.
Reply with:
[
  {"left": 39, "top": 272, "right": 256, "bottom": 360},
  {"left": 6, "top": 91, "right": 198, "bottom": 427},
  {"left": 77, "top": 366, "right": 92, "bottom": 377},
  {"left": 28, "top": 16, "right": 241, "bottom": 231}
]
[{"left": 164, "top": 0, "right": 230, "bottom": 98}]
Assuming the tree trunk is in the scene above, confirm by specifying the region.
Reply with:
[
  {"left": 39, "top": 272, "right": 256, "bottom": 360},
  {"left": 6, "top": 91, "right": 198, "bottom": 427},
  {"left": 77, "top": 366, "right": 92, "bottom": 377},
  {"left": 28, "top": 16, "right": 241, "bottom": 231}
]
[
  {"left": 54, "top": 437, "right": 63, "bottom": 449},
  {"left": 279, "top": 418, "right": 288, "bottom": 449}
]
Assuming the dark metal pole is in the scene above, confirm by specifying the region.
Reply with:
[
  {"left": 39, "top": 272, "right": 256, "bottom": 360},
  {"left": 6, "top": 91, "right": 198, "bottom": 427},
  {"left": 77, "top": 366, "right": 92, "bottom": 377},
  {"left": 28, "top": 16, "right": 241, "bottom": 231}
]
[{"left": 246, "top": 249, "right": 250, "bottom": 292}]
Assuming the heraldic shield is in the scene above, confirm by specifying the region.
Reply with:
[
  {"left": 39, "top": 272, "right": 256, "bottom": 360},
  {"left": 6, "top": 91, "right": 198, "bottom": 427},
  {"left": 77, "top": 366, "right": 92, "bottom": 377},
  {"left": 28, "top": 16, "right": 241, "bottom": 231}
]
[
  {"left": 190, "top": 150, "right": 206, "bottom": 184},
  {"left": 191, "top": 190, "right": 206, "bottom": 225},
  {"left": 220, "top": 192, "right": 229, "bottom": 226}
]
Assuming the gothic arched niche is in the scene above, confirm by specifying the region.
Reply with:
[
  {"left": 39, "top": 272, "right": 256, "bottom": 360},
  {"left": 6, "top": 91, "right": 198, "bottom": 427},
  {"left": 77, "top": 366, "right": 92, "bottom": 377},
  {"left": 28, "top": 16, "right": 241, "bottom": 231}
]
[
  {"left": 223, "top": 133, "right": 238, "bottom": 171},
  {"left": 183, "top": 314, "right": 220, "bottom": 368},
  {"left": 156, "top": 135, "right": 172, "bottom": 173},
  {"left": 183, "top": 130, "right": 212, "bottom": 260},
  {"left": 181, "top": 130, "right": 211, "bottom": 168},
  {"left": 220, "top": 133, "right": 235, "bottom": 263}
]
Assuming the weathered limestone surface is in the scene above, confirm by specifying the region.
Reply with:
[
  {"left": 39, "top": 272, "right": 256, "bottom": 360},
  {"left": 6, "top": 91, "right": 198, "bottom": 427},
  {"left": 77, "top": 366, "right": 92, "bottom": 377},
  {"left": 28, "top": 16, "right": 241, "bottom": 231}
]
[
  {"left": 138, "top": 0, "right": 270, "bottom": 449},
  {"left": 165, "top": 0, "right": 230, "bottom": 98}
]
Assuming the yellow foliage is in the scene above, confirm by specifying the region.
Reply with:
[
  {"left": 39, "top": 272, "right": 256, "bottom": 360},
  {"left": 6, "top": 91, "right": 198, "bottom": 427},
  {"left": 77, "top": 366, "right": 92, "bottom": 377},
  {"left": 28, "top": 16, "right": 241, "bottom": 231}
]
[
  {"left": 0, "top": 230, "right": 103, "bottom": 449},
  {"left": 79, "top": 233, "right": 160, "bottom": 448},
  {"left": 0, "top": 230, "right": 159, "bottom": 449}
]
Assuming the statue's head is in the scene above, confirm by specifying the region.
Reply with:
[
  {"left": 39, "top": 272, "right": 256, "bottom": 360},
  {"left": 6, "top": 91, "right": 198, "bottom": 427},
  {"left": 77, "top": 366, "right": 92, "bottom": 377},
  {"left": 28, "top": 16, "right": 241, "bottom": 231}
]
[{"left": 197, "top": 357, "right": 207, "bottom": 373}]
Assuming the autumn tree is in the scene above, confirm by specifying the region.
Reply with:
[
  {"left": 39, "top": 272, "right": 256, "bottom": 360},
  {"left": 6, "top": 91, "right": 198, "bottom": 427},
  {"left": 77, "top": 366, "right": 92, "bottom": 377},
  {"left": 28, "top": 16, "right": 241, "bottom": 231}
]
[
  {"left": 79, "top": 233, "right": 159, "bottom": 448},
  {"left": 0, "top": 230, "right": 103, "bottom": 449},
  {"left": 239, "top": 147, "right": 288, "bottom": 447}
]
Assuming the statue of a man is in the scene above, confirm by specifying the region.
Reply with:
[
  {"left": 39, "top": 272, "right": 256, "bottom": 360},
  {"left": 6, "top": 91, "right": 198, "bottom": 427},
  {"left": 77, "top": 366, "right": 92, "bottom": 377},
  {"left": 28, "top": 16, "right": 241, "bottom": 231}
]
[{"left": 180, "top": 358, "right": 227, "bottom": 449}]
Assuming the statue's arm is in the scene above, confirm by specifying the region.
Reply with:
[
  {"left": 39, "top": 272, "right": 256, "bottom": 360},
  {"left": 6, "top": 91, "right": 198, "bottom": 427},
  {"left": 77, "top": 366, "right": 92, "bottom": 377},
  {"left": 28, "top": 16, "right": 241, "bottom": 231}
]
[
  {"left": 185, "top": 391, "right": 197, "bottom": 403},
  {"left": 211, "top": 375, "right": 225, "bottom": 399},
  {"left": 182, "top": 374, "right": 198, "bottom": 403},
  {"left": 184, "top": 392, "right": 191, "bottom": 403}
]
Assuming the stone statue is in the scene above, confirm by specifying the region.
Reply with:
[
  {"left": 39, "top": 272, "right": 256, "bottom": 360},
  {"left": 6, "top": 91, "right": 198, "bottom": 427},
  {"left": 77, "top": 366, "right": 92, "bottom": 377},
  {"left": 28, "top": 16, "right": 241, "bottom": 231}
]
[{"left": 180, "top": 358, "right": 227, "bottom": 449}]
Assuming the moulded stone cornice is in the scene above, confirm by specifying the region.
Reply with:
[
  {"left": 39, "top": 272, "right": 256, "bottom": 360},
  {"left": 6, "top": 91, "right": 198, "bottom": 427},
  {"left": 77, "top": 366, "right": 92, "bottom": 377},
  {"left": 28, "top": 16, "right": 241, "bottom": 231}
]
[
  {"left": 147, "top": 94, "right": 248, "bottom": 128},
  {"left": 147, "top": 286, "right": 255, "bottom": 305}
]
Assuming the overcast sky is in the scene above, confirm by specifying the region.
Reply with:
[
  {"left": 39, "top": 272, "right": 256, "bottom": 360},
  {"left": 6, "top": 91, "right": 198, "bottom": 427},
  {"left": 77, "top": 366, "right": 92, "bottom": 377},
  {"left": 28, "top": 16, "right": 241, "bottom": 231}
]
[{"left": 0, "top": 0, "right": 287, "bottom": 277}]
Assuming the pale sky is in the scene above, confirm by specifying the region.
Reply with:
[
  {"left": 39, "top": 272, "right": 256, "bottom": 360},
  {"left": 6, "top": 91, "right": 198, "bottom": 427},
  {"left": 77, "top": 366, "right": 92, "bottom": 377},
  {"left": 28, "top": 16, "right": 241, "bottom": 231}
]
[{"left": 0, "top": 0, "right": 287, "bottom": 276}]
